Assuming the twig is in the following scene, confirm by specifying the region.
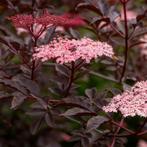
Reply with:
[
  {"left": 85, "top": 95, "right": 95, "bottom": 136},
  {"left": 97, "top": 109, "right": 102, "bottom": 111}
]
[
  {"left": 137, "top": 130, "right": 147, "bottom": 136},
  {"left": 109, "top": 118, "right": 124, "bottom": 147},
  {"left": 111, "top": 120, "right": 134, "bottom": 134}
]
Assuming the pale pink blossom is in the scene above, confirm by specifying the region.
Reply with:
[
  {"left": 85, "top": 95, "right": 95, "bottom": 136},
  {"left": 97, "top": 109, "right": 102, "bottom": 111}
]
[
  {"left": 103, "top": 81, "right": 147, "bottom": 117},
  {"left": 138, "top": 140, "right": 147, "bottom": 147},
  {"left": 33, "top": 37, "right": 114, "bottom": 64}
]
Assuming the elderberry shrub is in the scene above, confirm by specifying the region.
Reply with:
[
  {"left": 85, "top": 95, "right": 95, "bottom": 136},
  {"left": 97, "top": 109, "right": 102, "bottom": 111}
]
[{"left": 0, "top": 0, "right": 147, "bottom": 147}]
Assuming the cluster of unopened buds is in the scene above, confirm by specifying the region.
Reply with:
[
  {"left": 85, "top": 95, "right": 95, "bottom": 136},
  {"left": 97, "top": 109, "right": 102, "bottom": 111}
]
[{"left": 9, "top": 11, "right": 85, "bottom": 38}]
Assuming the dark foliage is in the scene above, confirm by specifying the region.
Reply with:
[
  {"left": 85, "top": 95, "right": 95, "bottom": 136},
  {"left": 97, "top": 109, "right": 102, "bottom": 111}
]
[{"left": 0, "top": 0, "right": 147, "bottom": 147}]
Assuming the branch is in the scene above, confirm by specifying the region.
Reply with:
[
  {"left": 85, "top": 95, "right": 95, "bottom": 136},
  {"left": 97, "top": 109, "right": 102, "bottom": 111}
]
[
  {"left": 111, "top": 120, "right": 134, "bottom": 134},
  {"left": 109, "top": 118, "right": 124, "bottom": 147},
  {"left": 119, "top": 1, "right": 129, "bottom": 82}
]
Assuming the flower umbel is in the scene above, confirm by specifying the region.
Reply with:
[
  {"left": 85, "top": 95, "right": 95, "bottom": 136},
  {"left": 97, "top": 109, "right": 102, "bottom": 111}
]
[
  {"left": 33, "top": 37, "right": 114, "bottom": 64},
  {"left": 103, "top": 81, "right": 147, "bottom": 117},
  {"left": 9, "top": 12, "right": 85, "bottom": 39},
  {"left": 9, "top": 12, "right": 85, "bottom": 30},
  {"left": 36, "top": 12, "right": 85, "bottom": 27},
  {"left": 9, "top": 14, "right": 34, "bottom": 29}
]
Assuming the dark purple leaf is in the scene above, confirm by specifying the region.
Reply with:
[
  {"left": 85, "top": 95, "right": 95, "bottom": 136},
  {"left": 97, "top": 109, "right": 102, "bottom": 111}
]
[
  {"left": 85, "top": 88, "right": 97, "bottom": 99},
  {"left": 81, "top": 137, "right": 90, "bottom": 147},
  {"left": 31, "top": 94, "right": 48, "bottom": 110},
  {"left": 61, "top": 108, "right": 90, "bottom": 116},
  {"left": 76, "top": 2, "right": 102, "bottom": 15},
  {"left": 12, "top": 75, "right": 40, "bottom": 95},
  {"left": 30, "top": 116, "right": 44, "bottom": 135},
  {"left": 87, "top": 116, "right": 108, "bottom": 131},
  {"left": 45, "top": 113, "right": 54, "bottom": 127},
  {"left": 11, "top": 92, "right": 27, "bottom": 109}
]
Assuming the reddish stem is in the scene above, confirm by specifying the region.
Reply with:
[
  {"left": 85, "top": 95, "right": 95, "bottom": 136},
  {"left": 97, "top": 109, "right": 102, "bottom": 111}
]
[
  {"left": 120, "top": 1, "right": 129, "bottom": 82},
  {"left": 109, "top": 118, "right": 124, "bottom": 147},
  {"left": 137, "top": 130, "right": 147, "bottom": 136},
  {"left": 110, "top": 120, "right": 134, "bottom": 134}
]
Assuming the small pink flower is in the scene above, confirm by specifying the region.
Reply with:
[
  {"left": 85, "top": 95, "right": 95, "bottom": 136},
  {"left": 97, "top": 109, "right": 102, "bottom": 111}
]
[
  {"left": 103, "top": 81, "right": 147, "bottom": 117},
  {"left": 33, "top": 37, "right": 114, "bottom": 64},
  {"left": 138, "top": 140, "right": 147, "bottom": 147}
]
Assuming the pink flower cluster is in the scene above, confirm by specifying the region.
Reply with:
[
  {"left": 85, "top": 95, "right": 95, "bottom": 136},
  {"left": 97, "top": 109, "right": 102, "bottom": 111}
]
[
  {"left": 138, "top": 140, "right": 147, "bottom": 147},
  {"left": 36, "top": 12, "right": 85, "bottom": 27},
  {"left": 103, "top": 81, "right": 147, "bottom": 117},
  {"left": 9, "top": 12, "right": 85, "bottom": 29},
  {"left": 9, "top": 14, "right": 34, "bottom": 29},
  {"left": 33, "top": 37, "right": 114, "bottom": 64}
]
